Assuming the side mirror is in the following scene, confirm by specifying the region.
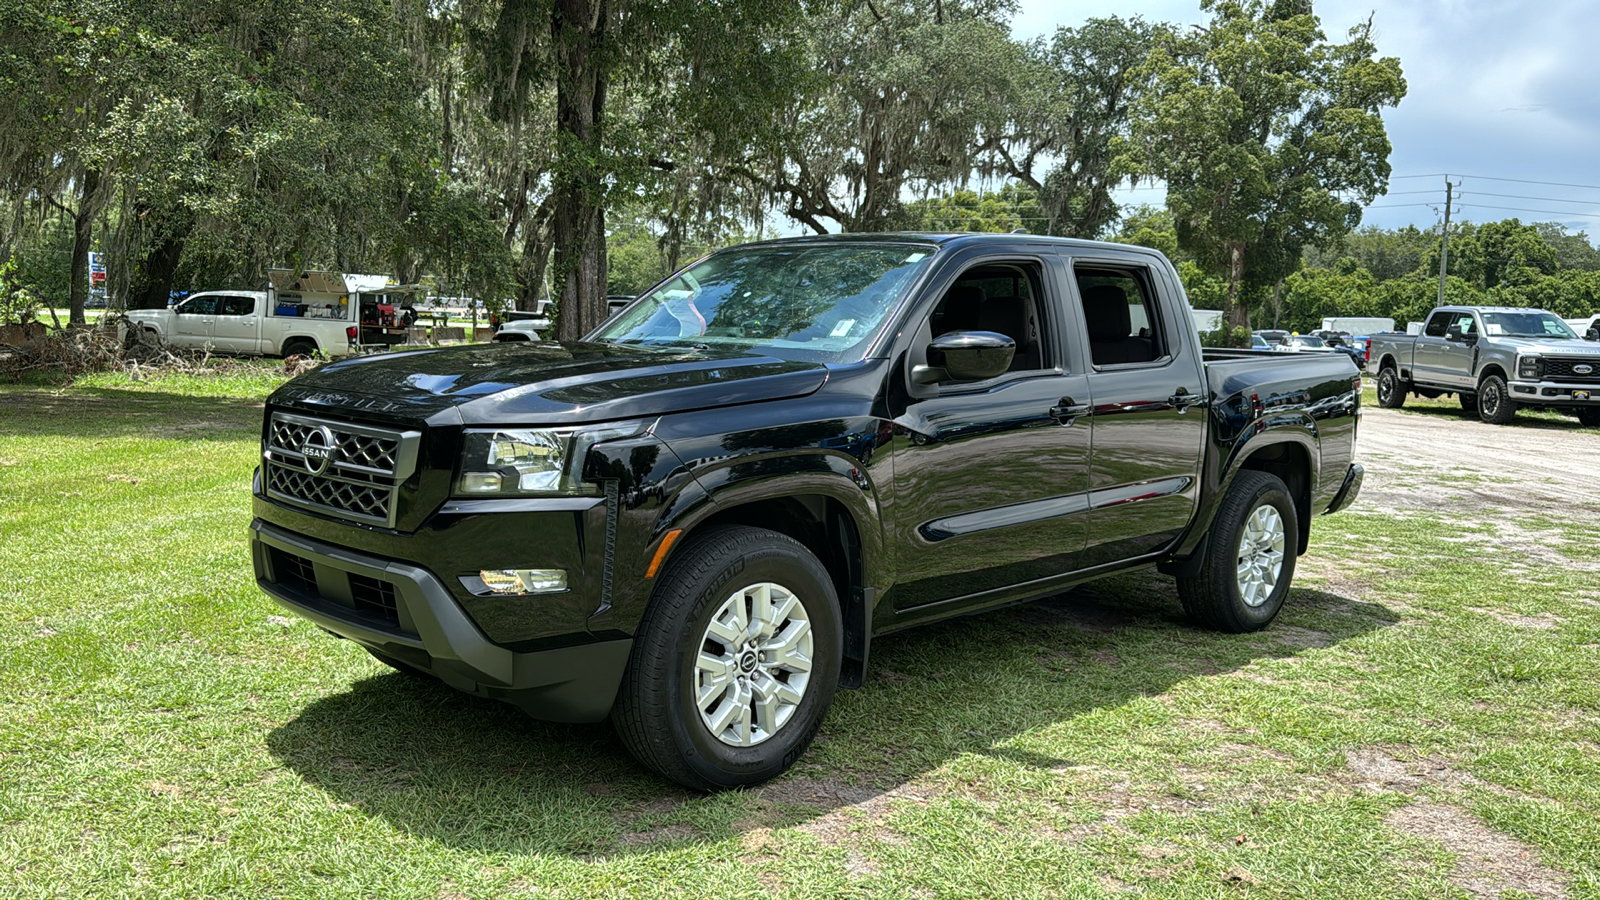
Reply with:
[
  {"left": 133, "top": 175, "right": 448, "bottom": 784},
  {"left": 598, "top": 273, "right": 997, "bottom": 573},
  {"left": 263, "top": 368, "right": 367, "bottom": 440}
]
[
  {"left": 1586, "top": 327, "right": 1599, "bottom": 341},
  {"left": 1444, "top": 324, "right": 1461, "bottom": 342},
  {"left": 924, "top": 330, "right": 1015, "bottom": 382}
]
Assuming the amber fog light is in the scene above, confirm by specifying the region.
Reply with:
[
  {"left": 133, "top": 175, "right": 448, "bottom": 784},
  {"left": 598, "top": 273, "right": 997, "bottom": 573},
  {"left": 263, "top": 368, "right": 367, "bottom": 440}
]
[{"left": 478, "top": 569, "right": 567, "bottom": 594}]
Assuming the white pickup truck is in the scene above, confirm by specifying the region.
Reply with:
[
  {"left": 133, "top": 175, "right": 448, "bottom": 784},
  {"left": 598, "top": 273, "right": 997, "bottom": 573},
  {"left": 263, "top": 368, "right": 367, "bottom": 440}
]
[
  {"left": 122, "top": 290, "right": 354, "bottom": 358},
  {"left": 121, "top": 271, "right": 422, "bottom": 357}
]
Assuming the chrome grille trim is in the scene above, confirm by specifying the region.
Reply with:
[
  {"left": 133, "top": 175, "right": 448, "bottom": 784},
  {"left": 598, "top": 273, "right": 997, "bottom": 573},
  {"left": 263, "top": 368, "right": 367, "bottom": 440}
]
[{"left": 263, "top": 412, "right": 421, "bottom": 527}]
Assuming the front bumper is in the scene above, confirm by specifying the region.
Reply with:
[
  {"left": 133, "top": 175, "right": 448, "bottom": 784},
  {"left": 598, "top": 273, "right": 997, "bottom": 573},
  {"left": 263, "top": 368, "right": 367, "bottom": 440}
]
[
  {"left": 1325, "top": 463, "right": 1364, "bottom": 514},
  {"left": 251, "top": 519, "right": 631, "bottom": 722},
  {"left": 1509, "top": 379, "right": 1600, "bottom": 405}
]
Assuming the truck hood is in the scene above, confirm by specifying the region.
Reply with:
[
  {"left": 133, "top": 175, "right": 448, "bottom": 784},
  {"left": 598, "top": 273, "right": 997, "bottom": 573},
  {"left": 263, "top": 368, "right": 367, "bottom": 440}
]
[
  {"left": 268, "top": 341, "right": 830, "bottom": 425},
  {"left": 1489, "top": 336, "right": 1600, "bottom": 355}
]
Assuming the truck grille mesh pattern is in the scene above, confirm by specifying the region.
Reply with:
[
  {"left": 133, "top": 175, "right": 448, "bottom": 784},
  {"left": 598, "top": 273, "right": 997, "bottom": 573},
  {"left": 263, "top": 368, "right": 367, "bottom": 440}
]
[
  {"left": 1544, "top": 357, "right": 1600, "bottom": 381},
  {"left": 263, "top": 413, "right": 419, "bottom": 527}
]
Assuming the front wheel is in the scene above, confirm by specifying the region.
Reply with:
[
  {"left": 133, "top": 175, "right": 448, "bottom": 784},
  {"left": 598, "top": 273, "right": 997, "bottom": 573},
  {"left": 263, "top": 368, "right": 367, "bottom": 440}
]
[
  {"left": 1176, "top": 470, "right": 1299, "bottom": 633},
  {"left": 1477, "top": 375, "right": 1517, "bottom": 424},
  {"left": 612, "top": 526, "right": 842, "bottom": 791},
  {"left": 1376, "top": 368, "right": 1406, "bottom": 408},
  {"left": 1576, "top": 407, "right": 1600, "bottom": 427}
]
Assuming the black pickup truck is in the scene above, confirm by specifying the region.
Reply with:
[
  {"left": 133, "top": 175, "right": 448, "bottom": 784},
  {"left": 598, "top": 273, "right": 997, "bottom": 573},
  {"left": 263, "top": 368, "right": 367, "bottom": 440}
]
[{"left": 251, "top": 234, "right": 1364, "bottom": 790}]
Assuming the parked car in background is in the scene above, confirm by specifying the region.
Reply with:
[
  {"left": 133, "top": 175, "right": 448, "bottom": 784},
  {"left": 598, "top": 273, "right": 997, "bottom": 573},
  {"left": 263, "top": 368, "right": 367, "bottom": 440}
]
[
  {"left": 1284, "top": 334, "right": 1364, "bottom": 367},
  {"left": 1320, "top": 316, "right": 1395, "bottom": 336},
  {"left": 492, "top": 320, "right": 543, "bottom": 342},
  {"left": 1564, "top": 314, "right": 1600, "bottom": 340},
  {"left": 1367, "top": 305, "right": 1600, "bottom": 426},
  {"left": 1251, "top": 333, "right": 1272, "bottom": 350},
  {"left": 1254, "top": 329, "right": 1290, "bottom": 347}
]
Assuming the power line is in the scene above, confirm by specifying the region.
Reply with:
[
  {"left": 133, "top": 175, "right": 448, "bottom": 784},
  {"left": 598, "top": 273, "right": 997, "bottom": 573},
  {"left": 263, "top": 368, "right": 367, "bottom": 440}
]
[
  {"left": 1456, "top": 202, "right": 1600, "bottom": 219},
  {"left": 1461, "top": 190, "right": 1600, "bottom": 206},
  {"left": 1391, "top": 172, "right": 1600, "bottom": 192}
]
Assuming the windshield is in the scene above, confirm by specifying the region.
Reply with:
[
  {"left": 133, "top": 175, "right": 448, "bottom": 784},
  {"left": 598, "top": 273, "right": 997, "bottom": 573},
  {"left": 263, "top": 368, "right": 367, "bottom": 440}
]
[
  {"left": 592, "top": 243, "right": 934, "bottom": 362},
  {"left": 1480, "top": 312, "right": 1577, "bottom": 338}
]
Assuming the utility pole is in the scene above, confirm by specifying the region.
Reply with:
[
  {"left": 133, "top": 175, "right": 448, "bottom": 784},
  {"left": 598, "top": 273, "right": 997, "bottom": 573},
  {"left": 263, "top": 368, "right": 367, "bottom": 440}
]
[{"left": 1437, "top": 177, "right": 1454, "bottom": 306}]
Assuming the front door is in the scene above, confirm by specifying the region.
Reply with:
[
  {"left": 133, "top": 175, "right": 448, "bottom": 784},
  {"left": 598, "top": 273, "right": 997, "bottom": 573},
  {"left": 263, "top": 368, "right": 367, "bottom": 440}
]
[
  {"left": 172, "top": 294, "right": 218, "bottom": 345},
  {"left": 889, "top": 255, "right": 1092, "bottom": 612},
  {"left": 1071, "top": 259, "right": 1207, "bottom": 568},
  {"left": 1414, "top": 309, "right": 1477, "bottom": 387}
]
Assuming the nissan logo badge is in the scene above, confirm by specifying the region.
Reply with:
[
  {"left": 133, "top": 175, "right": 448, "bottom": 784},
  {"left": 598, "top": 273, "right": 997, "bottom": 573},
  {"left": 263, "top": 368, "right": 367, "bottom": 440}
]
[
  {"left": 1575, "top": 364, "right": 1595, "bottom": 375},
  {"left": 299, "top": 425, "right": 337, "bottom": 476}
]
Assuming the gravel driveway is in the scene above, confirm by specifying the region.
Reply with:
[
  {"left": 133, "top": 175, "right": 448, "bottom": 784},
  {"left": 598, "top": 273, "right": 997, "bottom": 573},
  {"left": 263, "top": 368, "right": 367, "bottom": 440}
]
[{"left": 1353, "top": 405, "right": 1600, "bottom": 542}]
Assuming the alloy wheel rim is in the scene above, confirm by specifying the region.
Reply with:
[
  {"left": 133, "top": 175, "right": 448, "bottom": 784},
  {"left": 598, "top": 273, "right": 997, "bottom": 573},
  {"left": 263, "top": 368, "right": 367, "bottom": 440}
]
[
  {"left": 1235, "top": 505, "right": 1286, "bottom": 608},
  {"left": 1379, "top": 372, "right": 1393, "bottom": 402},
  {"left": 694, "top": 582, "right": 814, "bottom": 747},
  {"left": 1483, "top": 384, "right": 1500, "bottom": 415}
]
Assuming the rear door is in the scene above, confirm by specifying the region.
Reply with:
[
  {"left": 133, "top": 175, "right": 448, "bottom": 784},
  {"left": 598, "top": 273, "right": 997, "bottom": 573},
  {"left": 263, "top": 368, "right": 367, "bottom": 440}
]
[
  {"left": 172, "top": 294, "right": 218, "bottom": 346},
  {"left": 889, "top": 251, "right": 1092, "bottom": 613},
  {"left": 210, "top": 295, "right": 261, "bottom": 352},
  {"left": 1069, "top": 254, "right": 1207, "bottom": 568}
]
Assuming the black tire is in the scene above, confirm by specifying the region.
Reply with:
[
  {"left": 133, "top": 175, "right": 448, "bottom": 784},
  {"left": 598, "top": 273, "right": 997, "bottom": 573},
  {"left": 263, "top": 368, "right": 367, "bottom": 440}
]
[
  {"left": 281, "top": 338, "right": 316, "bottom": 359},
  {"left": 1477, "top": 374, "right": 1517, "bottom": 424},
  {"left": 1458, "top": 392, "right": 1478, "bottom": 413},
  {"left": 1376, "top": 367, "right": 1406, "bottom": 408},
  {"left": 1176, "top": 470, "right": 1299, "bottom": 633},
  {"left": 612, "top": 526, "right": 842, "bottom": 792},
  {"left": 1576, "top": 407, "right": 1600, "bottom": 427}
]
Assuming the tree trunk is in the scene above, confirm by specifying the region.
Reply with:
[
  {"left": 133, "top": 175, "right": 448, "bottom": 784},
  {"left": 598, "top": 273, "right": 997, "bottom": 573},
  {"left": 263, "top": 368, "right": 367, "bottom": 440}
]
[
  {"left": 1224, "top": 240, "right": 1251, "bottom": 331},
  {"left": 127, "top": 228, "right": 189, "bottom": 311},
  {"left": 551, "top": 0, "right": 609, "bottom": 342},
  {"left": 66, "top": 169, "right": 102, "bottom": 326}
]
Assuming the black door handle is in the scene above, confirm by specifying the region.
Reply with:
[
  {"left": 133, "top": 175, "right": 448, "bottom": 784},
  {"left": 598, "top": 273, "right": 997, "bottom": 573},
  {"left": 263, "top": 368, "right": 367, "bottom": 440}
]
[
  {"left": 1050, "top": 398, "right": 1092, "bottom": 425},
  {"left": 1169, "top": 387, "right": 1208, "bottom": 412}
]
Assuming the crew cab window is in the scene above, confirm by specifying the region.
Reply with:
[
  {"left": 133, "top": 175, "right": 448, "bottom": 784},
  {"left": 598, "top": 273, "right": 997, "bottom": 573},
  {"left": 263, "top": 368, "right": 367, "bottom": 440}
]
[
  {"left": 1075, "top": 267, "right": 1166, "bottom": 366},
  {"left": 927, "top": 262, "right": 1049, "bottom": 371},
  {"left": 177, "top": 296, "right": 218, "bottom": 316},
  {"left": 217, "top": 296, "right": 255, "bottom": 316},
  {"left": 1423, "top": 311, "right": 1454, "bottom": 338}
]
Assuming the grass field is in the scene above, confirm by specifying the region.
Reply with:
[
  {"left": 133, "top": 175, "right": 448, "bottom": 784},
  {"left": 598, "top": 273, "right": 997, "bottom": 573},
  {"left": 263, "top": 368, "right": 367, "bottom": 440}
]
[{"left": 2, "top": 370, "right": 1598, "bottom": 898}]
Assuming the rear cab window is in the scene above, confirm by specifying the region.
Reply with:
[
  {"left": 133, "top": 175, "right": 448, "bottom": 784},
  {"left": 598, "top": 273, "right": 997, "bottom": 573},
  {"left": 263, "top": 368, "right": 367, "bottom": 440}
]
[{"left": 1073, "top": 266, "right": 1171, "bottom": 367}]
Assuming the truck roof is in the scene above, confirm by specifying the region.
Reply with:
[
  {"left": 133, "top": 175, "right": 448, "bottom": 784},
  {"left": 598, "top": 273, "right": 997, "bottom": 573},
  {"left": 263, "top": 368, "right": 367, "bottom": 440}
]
[
  {"left": 738, "top": 231, "right": 1170, "bottom": 257},
  {"left": 1434, "top": 305, "right": 1555, "bottom": 315}
]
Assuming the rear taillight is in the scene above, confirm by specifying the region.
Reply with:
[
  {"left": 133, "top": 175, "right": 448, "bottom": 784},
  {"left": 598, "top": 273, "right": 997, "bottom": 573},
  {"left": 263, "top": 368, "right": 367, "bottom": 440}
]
[{"left": 346, "top": 326, "right": 358, "bottom": 341}]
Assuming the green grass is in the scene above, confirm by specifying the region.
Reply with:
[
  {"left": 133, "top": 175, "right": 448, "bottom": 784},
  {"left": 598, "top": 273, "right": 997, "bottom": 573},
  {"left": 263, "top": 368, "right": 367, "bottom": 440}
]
[{"left": 3, "top": 375, "right": 1599, "bottom": 898}]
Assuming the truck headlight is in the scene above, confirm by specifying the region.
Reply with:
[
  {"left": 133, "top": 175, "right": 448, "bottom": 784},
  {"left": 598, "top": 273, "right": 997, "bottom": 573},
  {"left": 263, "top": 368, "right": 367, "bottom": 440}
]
[
  {"left": 1517, "top": 355, "right": 1543, "bottom": 380},
  {"left": 455, "top": 423, "right": 641, "bottom": 497}
]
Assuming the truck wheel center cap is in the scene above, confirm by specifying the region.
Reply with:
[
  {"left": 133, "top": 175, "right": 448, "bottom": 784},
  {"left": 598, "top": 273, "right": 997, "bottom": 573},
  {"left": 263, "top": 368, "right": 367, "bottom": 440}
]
[{"left": 738, "top": 650, "right": 759, "bottom": 673}]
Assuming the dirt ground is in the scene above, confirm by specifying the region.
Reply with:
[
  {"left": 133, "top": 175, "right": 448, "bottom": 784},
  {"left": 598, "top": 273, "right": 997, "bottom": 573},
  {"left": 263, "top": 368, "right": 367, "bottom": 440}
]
[{"left": 1355, "top": 405, "right": 1600, "bottom": 517}]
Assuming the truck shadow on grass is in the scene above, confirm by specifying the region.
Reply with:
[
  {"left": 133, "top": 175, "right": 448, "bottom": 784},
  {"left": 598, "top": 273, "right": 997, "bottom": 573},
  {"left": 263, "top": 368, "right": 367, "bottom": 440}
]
[
  {"left": 265, "top": 572, "right": 1398, "bottom": 859},
  {"left": 0, "top": 387, "right": 265, "bottom": 440}
]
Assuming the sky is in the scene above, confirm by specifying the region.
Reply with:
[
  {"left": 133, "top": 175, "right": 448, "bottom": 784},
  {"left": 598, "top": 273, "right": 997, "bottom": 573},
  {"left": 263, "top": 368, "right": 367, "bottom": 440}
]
[{"left": 1012, "top": 0, "right": 1600, "bottom": 238}]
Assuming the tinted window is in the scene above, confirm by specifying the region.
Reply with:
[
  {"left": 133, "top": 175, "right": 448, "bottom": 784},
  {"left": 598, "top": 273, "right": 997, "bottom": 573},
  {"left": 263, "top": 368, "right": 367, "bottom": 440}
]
[
  {"left": 1423, "top": 311, "right": 1454, "bottom": 338},
  {"left": 927, "top": 262, "right": 1049, "bottom": 372},
  {"left": 177, "top": 296, "right": 218, "bottom": 316},
  {"left": 218, "top": 295, "right": 255, "bottom": 316},
  {"left": 1076, "top": 267, "right": 1166, "bottom": 366}
]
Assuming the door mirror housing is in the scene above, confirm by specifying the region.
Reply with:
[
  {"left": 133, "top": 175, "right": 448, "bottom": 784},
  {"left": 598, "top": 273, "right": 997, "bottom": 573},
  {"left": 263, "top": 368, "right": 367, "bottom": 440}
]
[
  {"left": 1444, "top": 324, "right": 1477, "bottom": 345},
  {"left": 926, "top": 330, "right": 1016, "bottom": 382},
  {"left": 1585, "top": 327, "right": 1599, "bottom": 341}
]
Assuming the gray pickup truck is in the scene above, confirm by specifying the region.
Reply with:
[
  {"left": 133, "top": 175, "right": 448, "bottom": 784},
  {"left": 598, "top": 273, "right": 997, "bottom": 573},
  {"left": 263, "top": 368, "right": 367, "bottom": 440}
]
[{"left": 1367, "top": 305, "right": 1600, "bottom": 426}]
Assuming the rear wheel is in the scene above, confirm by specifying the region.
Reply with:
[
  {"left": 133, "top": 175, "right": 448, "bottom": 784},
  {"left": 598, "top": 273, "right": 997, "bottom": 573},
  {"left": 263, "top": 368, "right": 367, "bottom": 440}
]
[
  {"left": 1477, "top": 374, "right": 1517, "bottom": 424},
  {"left": 612, "top": 526, "right": 842, "bottom": 791},
  {"left": 1176, "top": 470, "right": 1298, "bottom": 633},
  {"left": 281, "top": 338, "right": 316, "bottom": 359},
  {"left": 1376, "top": 367, "right": 1406, "bottom": 408}
]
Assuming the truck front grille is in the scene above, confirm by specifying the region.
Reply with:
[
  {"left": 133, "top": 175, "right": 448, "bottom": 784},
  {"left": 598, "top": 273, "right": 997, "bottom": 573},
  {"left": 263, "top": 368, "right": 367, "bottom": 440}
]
[
  {"left": 263, "top": 412, "right": 420, "bottom": 527},
  {"left": 1544, "top": 357, "right": 1600, "bottom": 382}
]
